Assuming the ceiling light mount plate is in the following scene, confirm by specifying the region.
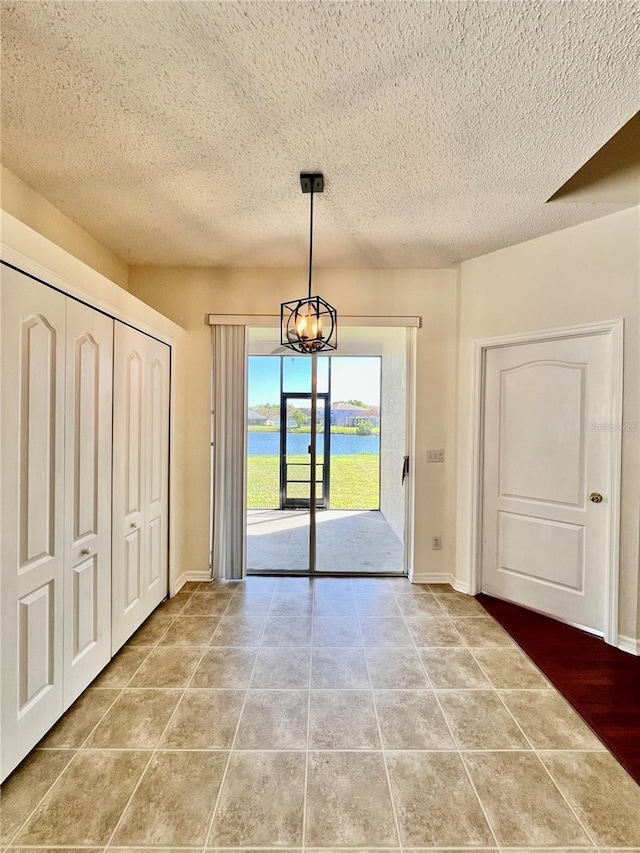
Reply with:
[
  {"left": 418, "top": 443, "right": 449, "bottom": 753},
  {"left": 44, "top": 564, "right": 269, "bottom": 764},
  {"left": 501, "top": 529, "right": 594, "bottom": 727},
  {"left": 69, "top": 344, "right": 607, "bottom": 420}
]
[{"left": 300, "top": 172, "right": 324, "bottom": 194}]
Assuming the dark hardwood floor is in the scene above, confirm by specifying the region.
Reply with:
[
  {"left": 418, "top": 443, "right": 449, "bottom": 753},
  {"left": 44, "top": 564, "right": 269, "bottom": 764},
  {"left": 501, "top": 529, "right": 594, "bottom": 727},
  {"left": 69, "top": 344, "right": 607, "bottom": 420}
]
[{"left": 478, "top": 593, "right": 640, "bottom": 785}]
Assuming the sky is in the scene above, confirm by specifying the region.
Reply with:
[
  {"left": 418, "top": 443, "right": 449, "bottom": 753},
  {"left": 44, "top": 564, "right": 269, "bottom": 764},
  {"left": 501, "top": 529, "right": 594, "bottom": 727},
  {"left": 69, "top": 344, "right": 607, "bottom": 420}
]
[{"left": 248, "top": 356, "right": 381, "bottom": 407}]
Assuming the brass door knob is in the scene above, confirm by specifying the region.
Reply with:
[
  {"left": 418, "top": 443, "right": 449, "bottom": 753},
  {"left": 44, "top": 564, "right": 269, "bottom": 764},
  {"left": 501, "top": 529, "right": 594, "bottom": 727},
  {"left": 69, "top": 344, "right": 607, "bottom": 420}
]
[{"left": 589, "top": 492, "right": 603, "bottom": 503}]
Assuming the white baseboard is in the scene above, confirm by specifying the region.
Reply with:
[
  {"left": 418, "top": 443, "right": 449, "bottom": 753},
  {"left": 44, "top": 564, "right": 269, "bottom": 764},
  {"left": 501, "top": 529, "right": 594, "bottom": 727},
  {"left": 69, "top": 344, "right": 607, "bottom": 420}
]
[
  {"left": 617, "top": 634, "right": 640, "bottom": 656},
  {"left": 410, "top": 572, "right": 449, "bottom": 585},
  {"left": 173, "top": 570, "right": 211, "bottom": 594},
  {"left": 410, "top": 572, "right": 470, "bottom": 594},
  {"left": 175, "top": 569, "right": 475, "bottom": 597}
]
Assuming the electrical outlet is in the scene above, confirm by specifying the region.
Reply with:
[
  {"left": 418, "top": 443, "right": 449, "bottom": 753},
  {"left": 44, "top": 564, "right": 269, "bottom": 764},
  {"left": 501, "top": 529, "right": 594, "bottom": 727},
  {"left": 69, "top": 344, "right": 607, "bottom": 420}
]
[
  {"left": 427, "top": 449, "right": 445, "bottom": 463},
  {"left": 432, "top": 536, "right": 442, "bottom": 550}
]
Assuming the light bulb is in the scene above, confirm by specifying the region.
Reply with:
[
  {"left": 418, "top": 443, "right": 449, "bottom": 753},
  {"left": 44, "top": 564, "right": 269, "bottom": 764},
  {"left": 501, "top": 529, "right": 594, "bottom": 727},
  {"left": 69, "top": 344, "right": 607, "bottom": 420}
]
[{"left": 296, "top": 312, "right": 308, "bottom": 339}]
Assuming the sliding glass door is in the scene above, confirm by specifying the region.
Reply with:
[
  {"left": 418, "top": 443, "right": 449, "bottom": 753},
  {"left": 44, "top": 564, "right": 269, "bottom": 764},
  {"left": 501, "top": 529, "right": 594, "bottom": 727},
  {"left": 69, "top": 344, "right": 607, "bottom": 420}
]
[{"left": 245, "top": 328, "right": 409, "bottom": 576}]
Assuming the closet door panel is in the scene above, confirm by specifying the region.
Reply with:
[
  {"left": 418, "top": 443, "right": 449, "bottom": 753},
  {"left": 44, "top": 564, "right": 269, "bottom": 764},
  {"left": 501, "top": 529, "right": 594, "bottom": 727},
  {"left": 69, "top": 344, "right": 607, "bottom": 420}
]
[
  {"left": 112, "top": 324, "right": 147, "bottom": 652},
  {"left": 63, "top": 300, "right": 113, "bottom": 705},
  {"left": 145, "top": 341, "right": 170, "bottom": 610},
  {"left": 112, "top": 324, "right": 170, "bottom": 651},
  {"left": 1, "top": 267, "right": 65, "bottom": 781}
]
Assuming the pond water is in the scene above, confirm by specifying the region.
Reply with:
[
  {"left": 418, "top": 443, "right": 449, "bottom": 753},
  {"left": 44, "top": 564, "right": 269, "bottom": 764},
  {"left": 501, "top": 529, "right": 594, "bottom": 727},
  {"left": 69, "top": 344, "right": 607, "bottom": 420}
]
[{"left": 248, "top": 431, "right": 379, "bottom": 457}]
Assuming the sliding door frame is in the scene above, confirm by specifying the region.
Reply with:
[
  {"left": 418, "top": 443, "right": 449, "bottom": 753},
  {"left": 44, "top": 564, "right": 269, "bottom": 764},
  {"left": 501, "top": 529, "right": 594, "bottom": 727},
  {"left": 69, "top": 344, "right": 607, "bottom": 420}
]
[{"left": 404, "top": 326, "right": 417, "bottom": 578}]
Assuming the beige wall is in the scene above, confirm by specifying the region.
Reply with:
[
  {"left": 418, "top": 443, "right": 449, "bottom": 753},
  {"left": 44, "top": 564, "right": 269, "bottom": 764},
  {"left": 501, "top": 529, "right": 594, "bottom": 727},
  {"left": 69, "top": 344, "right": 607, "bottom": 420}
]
[
  {"left": 456, "top": 206, "right": 640, "bottom": 641},
  {"left": 128, "top": 266, "right": 459, "bottom": 578},
  {"left": 0, "top": 165, "right": 129, "bottom": 290}
]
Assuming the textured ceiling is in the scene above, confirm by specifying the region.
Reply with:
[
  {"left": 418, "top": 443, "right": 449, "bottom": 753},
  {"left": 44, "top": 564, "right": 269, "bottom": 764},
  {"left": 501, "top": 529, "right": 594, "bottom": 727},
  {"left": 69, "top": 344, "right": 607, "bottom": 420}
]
[{"left": 1, "top": 1, "right": 639, "bottom": 269}]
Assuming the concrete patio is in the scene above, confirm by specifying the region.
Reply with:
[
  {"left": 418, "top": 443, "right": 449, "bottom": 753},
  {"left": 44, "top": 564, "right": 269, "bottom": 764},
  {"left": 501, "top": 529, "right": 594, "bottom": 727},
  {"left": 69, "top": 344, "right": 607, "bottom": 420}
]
[{"left": 246, "top": 509, "right": 405, "bottom": 574}]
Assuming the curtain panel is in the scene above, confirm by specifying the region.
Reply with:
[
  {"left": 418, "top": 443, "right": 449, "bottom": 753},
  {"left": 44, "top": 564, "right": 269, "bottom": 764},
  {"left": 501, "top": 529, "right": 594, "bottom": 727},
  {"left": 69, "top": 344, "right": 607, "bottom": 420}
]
[{"left": 211, "top": 325, "right": 246, "bottom": 580}]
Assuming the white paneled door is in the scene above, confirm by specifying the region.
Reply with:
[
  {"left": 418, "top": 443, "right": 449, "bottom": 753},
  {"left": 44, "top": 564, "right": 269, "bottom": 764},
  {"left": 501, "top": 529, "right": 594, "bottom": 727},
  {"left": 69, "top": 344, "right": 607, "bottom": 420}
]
[
  {"left": 63, "top": 300, "right": 113, "bottom": 705},
  {"left": 112, "top": 323, "right": 145, "bottom": 649},
  {"left": 144, "top": 336, "right": 170, "bottom": 612},
  {"left": 112, "top": 323, "right": 169, "bottom": 653},
  {"left": 481, "top": 332, "right": 615, "bottom": 634},
  {"left": 1, "top": 267, "right": 66, "bottom": 778}
]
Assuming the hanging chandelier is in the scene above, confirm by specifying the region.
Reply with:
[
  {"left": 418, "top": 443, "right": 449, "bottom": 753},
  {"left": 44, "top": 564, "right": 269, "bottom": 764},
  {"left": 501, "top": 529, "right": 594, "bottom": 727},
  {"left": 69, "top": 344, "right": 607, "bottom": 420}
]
[{"left": 281, "top": 172, "right": 337, "bottom": 354}]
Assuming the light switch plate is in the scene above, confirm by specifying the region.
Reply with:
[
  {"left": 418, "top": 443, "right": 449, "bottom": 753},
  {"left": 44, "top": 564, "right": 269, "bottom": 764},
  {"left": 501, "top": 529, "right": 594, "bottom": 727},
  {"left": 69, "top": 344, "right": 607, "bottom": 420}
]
[{"left": 427, "top": 449, "right": 445, "bottom": 463}]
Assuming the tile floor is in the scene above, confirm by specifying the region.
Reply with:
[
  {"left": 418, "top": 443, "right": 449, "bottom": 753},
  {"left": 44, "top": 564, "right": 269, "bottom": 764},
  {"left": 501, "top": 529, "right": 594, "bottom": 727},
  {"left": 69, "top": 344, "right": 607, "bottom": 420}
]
[
  {"left": 247, "top": 510, "right": 404, "bottom": 573},
  {"left": 2, "top": 577, "right": 640, "bottom": 850}
]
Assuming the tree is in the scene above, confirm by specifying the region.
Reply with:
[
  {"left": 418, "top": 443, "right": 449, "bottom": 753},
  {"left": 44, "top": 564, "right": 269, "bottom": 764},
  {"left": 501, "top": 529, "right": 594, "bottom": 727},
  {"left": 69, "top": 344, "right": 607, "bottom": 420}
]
[
  {"left": 335, "top": 399, "right": 368, "bottom": 408},
  {"left": 288, "top": 406, "right": 307, "bottom": 429},
  {"left": 254, "top": 403, "right": 279, "bottom": 420},
  {"left": 356, "top": 420, "right": 373, "bottom": 435}
]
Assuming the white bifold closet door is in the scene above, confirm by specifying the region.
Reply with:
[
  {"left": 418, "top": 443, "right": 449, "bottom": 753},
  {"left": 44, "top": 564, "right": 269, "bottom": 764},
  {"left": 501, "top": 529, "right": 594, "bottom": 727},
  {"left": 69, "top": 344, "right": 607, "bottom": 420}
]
[
  {"left": 0, "top": 267, "right": 114, "bottom": 778},
  {"left": 63, "top": 299, "right": 113, "bottom": 705},
  {"left": 1, "top": 269, "right": 66, "bottom": 778},
  {"left": 112, "top": 322, "right": 170, "bottom": 653}
]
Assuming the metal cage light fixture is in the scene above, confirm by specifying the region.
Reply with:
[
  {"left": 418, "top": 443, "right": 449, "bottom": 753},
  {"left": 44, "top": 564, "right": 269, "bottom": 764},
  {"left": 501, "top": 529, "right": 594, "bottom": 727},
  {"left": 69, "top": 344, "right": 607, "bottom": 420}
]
[{"left": 281, "top": 173, "right": 337, "bottom": 354}]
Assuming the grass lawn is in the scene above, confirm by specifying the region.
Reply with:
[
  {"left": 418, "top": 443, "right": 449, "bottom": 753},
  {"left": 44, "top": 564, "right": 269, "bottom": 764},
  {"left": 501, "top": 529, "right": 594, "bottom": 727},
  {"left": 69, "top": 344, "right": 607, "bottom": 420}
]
[{"left": 247, "top": 454, "right": 379, "bottom": 509}]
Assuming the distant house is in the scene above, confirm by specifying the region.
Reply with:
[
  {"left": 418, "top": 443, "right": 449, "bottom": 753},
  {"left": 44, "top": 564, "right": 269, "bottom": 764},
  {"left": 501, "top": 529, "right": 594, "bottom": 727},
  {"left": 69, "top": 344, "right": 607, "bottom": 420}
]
[
  {"left": 256, "top": 413, "right": 299, "bottom": 429},
  {"left": 247, "top": 409, "right": 267, "bottom": 426},
  {"left": 347, "top": 408, "right": 380, "bottom": 427},
  {"left": 331, "top": 403, "right": 369, "bottom": 426}
]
